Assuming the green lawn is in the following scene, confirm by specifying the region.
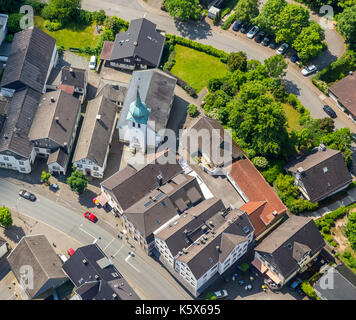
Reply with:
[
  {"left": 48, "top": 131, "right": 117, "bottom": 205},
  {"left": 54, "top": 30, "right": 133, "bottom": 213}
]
[
  {"left": 34, "top": 16, "right": 100, "bottom": 50},
  {"left": 170, "top": 45, "right": 228, "bottom": 93},
  {"left": 282, "top": 103, "right": 302, "bottom": 132}
]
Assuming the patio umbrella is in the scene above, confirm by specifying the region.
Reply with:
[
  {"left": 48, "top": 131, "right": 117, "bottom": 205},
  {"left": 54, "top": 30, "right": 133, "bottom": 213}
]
[{"left": 93, "top": 198, "right": 99, "bottom": 205}]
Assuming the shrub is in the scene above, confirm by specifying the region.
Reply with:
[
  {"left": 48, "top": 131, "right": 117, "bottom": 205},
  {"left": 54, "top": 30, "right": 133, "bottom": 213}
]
[
  {"left": 5, "top": 34, "right": 14, "bottom": 43},
  {"left": 260, "top": 161, "right": 285, "bottom": 184},
  {"left": 321, "top": 226, "right": 330, "bottom": 234},
  {"left": 44, "top": 20, "right": 63, "bottom": 31},
  {"left": 92, "top": 9, "right": 107, "bottom": 25},
  {"left": 252, "top": 156, "right": 268, "bottom": 169},
  {"left": 67, "top": 170, "right": 88, "bottom": 194},
  {"left": 221, "top": 11, "right": 238, "bottom": 30},
  {"left": 187, "top": 104, "right": 199, "bottom": 117},
  {"left": 7, "top": 13, "right": 24, "bottom": 34},
  {"left": 41, "top": 171, "right": 51, "bottom": 185},
  {"left": 301, "top": 281, "right": 317, "bottom": 299},
  {"left": 163, "top": 50, "right": 176, "bottom": 71},
  {"left": 311, "top": 77, "right": 329, "bottom": 95},
  {"left": 24, "top": 0, "right": 46, "bottom": 15},
  {"left": 0, "top": 207, "right": 12, "bottom": 228}
]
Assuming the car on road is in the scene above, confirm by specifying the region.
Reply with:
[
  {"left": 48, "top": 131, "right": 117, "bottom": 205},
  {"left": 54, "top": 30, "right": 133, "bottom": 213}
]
[
  {"left": 19, "top": 189, "right": 36, "bottom": 201},
  {"left": 247, "top": 26, "right": 259, "bottom": 39},
  {"left": 291, "top": 53, "right": 299, "bottom": 63},
  {"left": 49, "top": 183, "right": 59, "bottom": 191},
  {"left": 84, "top": 211, "right": 97, "bottom": 223},
  {"left": 276, "top": 43, "right": 289, "bottom": 55},
  {"left": 214, "top": 290, "right": 228, "bottom": 299},
  {"left": 89, "top": 55, "right": 96, "bottom": 70},
  {"left": 232, "top": 20, "right": 243, "bottom": 32},
  {"left": 261, "top": 34, "right": 272, "bottom": 46},
  {"left": 301, "top": 64, "right": 317, "bottom": 76},
  {"left": 323, "top": 105, "right": 337, "bottom": 118},
  {"left": 254, "top": 31, "right": 265, "bottom": 43},
  {"left": 67, "top": 248, "right": 75, "bottom": 256},
  {"left": 240, "top": 22, "right": 251, "bottom": 34}
]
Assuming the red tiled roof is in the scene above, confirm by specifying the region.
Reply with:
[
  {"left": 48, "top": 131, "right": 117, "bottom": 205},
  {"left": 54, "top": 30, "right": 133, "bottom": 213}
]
[
  {"left": 228, "top": 159, "right": 287, "bottom": 236},
  {"left": 100, "top": 41, "right": 114, "bottom": 60},
  {"left": 58, "top": 84, "right": 75, "bottom": 95}
]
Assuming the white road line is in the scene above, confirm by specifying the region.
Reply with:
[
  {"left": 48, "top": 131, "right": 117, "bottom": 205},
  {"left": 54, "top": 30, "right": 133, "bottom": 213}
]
[
  {"left": 93, "top": 239, "right": 98, "bottom": 244},
  {"left": 110, "top": 244, "right": 124, "bottom": 258},
  {"left": 125, "top": 254, "right": 141, "bottom": 273},
  {"left": 78, "top": 226, "right": 97, "bottom": 241},
  {"left": 103, "top": 238, "right": 114, "bottom": 251}
]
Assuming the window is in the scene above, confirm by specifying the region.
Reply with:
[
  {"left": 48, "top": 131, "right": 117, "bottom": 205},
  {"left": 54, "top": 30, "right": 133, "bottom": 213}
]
[
  {"left": 138, "top": 123, "right": 141, "bottom": 128},
  {"left": 19, "top": 161, "right": 24, "bottom": 165},
  {"left": 35, "top": 148, "right": 40, "bottom": 152},
  {"left": 77, "top": 164, "right": 83, "bottom": 168},
  {"left": 162, "top": 201, "right": 166, "bottom": 207},
  {"left": 93, "top": 167, "right": 99, "bottom": 171},
  {"left": 132, "top": 122, "right": 135, "bottom": 127},
  {"left": 0, "top": 162, "right": 5, "bottom": 167},
  {"left": 20, "top": 167, "right": 26, "bottom": 172},
  {"left": 323, "top": 167, "right": 328, "bottom": 173},
  {"left": 3, "top": 156, "right": 9, "bottom": 161},
  {"left": 124, "top": 58, "right": 130, "bottom": 63}
]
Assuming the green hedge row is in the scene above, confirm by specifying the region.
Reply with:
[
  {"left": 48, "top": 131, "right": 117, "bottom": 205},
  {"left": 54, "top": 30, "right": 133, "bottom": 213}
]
[{"left": 221, "top": 12, "right": 238, "bottom": 30}]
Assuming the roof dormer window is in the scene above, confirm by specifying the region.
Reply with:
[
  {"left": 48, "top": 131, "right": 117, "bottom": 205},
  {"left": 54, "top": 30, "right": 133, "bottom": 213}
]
[{"left": 323, "top": 167, "right": 328, "bottom": 173}]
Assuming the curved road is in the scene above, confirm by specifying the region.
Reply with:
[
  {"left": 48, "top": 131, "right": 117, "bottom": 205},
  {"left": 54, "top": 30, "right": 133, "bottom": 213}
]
[{"left": 82, "top": 0, "right": 356, "bottom": 131}]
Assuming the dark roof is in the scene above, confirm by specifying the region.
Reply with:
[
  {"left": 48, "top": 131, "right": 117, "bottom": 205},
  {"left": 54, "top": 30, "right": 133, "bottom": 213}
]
[
  {"left": 285, "top": 147, "right": 352, "bottom": 203},
  {"left": 255, "top": 216, "right": 325, "bottom": 279},
  {"left": 60, "top": 66, "right": 87, "bottom": 88},
  {"left": 329, "top": 73, "right": 356, "bottom": 116},
  {"left": 0, "top": 236, "right": 6, "bottom": 247},
  {"left": 1, "top": 27, "right": 56, "bottom": 93},
  {"left": 101, "top": 150, "right": 182, "bottom": 211},
  {"left": 96, "top": 83, "right": 128, "bottom": 105},
  {"left": 314, "top": 264, "right": 356, "bottom": 300},
  {"left": 0, "top": 88, "right": 41, "bottom": 158},
  {"left": 47, "top": 148, "right": 68, "bottom": 168},
  {"left": 29, "top": 90, "right": 81, "bottom": 147},
  {"left": 109, "top": 18, "right": 165, "bottom": 67},
  {"left": 73, "top": 95, "right": 117, "bottom": 167},
  {"left": 62, "top": 244, "right": 139, "bottom": 300},
  {"left": 7, "top": 235, "right": 67, "bottom": 299},
  {"left": 117, "top": 69, "right": 176, "bottom": 142}
]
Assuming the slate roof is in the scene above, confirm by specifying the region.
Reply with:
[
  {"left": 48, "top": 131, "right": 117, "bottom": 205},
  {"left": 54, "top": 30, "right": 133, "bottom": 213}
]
[
  {"left": 228, "top": 158, "right": 287, "bottom": 236},
  {"left": 329, "top": 73, "right": 356, "bottom": 116},
  {"left": 255, "top": 216, "right": 325, "bottom": 279},
  {"left": 0, "top": 236, "right": 6, "bottom": 247},
  {"left": 1, "top": 27, "right": 56, "bottom": 93},
  {"left": 73, "top": 95, "right": 117, "bottom": 167},
  {"left": 60, "top": 66, "right": 87, "bottom": 89},
  {"left": 314, "top": 264, "right": 356, "bottom": 300},
  {"left": 109, "top": 18, "right": 165, "bottom": 67},
  {"left": 62, "top": 244, "right": 139, "bottom": 300},
  {"left": 0, "top": 88, "right": 41, "bottom": 158},
  {"left": 47, "top": 148, "right": 68, "bottom": 169},
  {"left": 29, "top": 90, "right": 81, "bottom": 147},
  {"left": 117, "top": 69, "right": 176, "bottom": 141},
  {"left": 7, "top": 235, "right": 67, "bottom": 299},
  {"left": 285, "top": 147, "right": 352, "bottom": 203},
  {"left": 96, "top": 83, "right": 128, "bottom": 105}
]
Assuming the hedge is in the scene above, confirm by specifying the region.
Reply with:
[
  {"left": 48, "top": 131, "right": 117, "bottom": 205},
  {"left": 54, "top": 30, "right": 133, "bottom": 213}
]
[
  {"left": 164, "top": 70, "right": 197, "bottom": 97},
  {"left": 221, "top": 11, "right": 238, "bottom": 30}
]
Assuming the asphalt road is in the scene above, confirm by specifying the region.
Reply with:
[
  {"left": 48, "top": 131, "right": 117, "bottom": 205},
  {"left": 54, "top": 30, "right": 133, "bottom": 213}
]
[
  {"left": 0, "top": 178, "right": 192, "bottom": 300},
  {"left": 81, "top": 0, "right": 356, "bottom": 131}
]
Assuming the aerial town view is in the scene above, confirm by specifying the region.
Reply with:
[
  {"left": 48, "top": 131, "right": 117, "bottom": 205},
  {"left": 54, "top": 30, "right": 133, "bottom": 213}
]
[{"left": 0, "top": 0, "right": 356, "bottom": 309}]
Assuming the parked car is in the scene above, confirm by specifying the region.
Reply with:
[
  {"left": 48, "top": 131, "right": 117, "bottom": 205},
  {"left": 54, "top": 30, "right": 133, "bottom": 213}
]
[
  {"left": 301, "top": 64, "right": 317, "bottom": 76},
  {"left": 323, "top": 105, "right": 337, "bottom": 118},
  {"left": 254, "top": 31, "right": 265, "bottom": 43},
  {"left": 276, "top": 43, "right": 289, "bottom": 55},
  {"left": 232, "top": 20, "right": 244, "bottom": 32},
  {"left": 269, "top": 38, "right": 278, "bottom": 49},
  {"left": 297, "top": 287, "right": 305, "bottom": 296},
  {"left": 214, "top": 290, "right": 228, "bottom": 299},
  {"left": 49, "top": 183, "right": 59, "bottom": 191},
  {"left": 89, "top": 55, "right": 96, "bottom": 70},
  {"left": 261, "top": 34, "right": 272, "bottom": 46},
  {"left": 67, "top": 248, "right": 75, "bottom": 256},
  {"left": 291, "top": 53, "right": 299, "bottom": 63},
  {"left": 247, "top": 26, "right": 259, "bottom": 39},
  {"left": 240, "top": 22, "right": 251, "bottom": 34},
  {"left": 19, "top": 189, "right": 36, "bottom": 201},
  {"left": 84, "top": 211, "right": 97, "bottom": 223},
  {"left": 289, "top": 277, "right": 303, "bottom": 289}
]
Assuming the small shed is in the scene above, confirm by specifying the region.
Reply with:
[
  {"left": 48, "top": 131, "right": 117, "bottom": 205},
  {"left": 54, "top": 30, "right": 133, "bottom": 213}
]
[{"left": 208, "top": 6, "right": 220, "bottom": 20}]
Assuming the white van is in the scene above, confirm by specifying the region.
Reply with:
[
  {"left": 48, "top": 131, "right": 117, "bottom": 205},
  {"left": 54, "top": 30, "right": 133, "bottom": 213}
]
[{"left": 89, "top": 55, "right": 96, "bottom": 70}]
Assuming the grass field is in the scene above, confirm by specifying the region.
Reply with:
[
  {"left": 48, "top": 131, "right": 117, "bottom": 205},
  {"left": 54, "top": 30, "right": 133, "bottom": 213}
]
[
  {"left": 34, "top": 16, "right": 99, "bottom": 50},
  {"left": 282, "top": 103, "right": 302, "bottom": 132},
  {"left": 170, "top": 45, "right": 228, "bottom": 93}
]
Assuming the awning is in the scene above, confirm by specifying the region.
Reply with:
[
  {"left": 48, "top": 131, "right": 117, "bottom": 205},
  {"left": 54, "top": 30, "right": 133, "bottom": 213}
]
[
  {"left": 266, "top": 270, "right": 282, "bottom": 285},
  {"left": 251, "top": 258, "right": 268, "bottom": 274},
  {"left": 96, "top": 193, "right": 108, "bottom": 206}
]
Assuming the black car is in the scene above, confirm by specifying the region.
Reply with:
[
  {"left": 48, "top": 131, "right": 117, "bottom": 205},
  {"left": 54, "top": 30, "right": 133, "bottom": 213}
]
[
  {"left": 232, "top": 20, "right": 243, "bottom": 32},
  {"left": 19, "top": 189, "right": 36, "bottom": 201},
  {"left": 254, "top": 31, "right": 265, "bottom": 43},
  {"left": 269, "top": 38, "right": 279, "bottom": 49},
  {"left": 261, "top": 34, "right": 272, "bottom": 46},
  {"left": 240, "top": 22, "right": 251, "bottom": 34},
  {"left": 323, "top": 105, "right": 337, "bottom": 118}
]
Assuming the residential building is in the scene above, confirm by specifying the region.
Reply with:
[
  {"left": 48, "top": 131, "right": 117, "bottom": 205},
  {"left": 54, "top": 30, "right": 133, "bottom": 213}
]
[
  {"left": 314, "top": 264, "right": 356, "bottom": 300},
  {"left": 0, "top": 236, "right": 7, "bottom": 259},
  {"left": 328, "top": 72, "right": 356, "bottom": 123},
  {"left": 226, "top": 158, "right": 287, "bottom": 238},
  {"left": 1, "top": 27, "right": 57, "bottom": 97},
  {"left": 155, "top": 197, "right": 255, "bottom": 297},
  {"left": 73, "top": 94, "right": 118, "bottom": 178},
  {"left": 117, "top": 68, "right": 176, "bottom": 153},
  {"left": 180, "top": 116, "right": 245, "bottom": 175},
  {"left": 284, "top": 145, "right": 352, "bottom": 203},
  {"left": 252, "top": 216, "right": 325, "bottom": 288},
  {"left": 100, "top": 18, "right": 165, "bottom": 70},
  {"left": 0, "top": 88, "right": 41, "bottom": 173},
  {"left": 95, "top": 81, "right": 128, "bottom": 109},
  {"left": 7, "top": 235, "right": 68, "bottom": 300},
  {"left": 59, "top": 66, "right": 88, "bottom": 102},
  {"left": 28, "top": 90, "right": 81, "bottom": 175},
  {"left": 62, "top": 244, "right": 140, "bottom": 300},
  {"left": 0, "top": 14, "right": 8, "bottom": 47}
]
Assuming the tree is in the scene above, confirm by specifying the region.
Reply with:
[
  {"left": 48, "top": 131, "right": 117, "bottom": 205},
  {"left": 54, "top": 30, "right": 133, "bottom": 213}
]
[
  {"left": 208, "top": 78, "right": 223, "bottom": 92},
  {"left": 67, "top": 169, "right": 88, "bottom": 194},
  {"left": 235, "top": 0, "right": 260, "bottom": 22},
  {"left": 293, "top": 21, "right": 326, "bottom": 63},
  {"left": 165, "top": 0, "right": 202, "bottom": 21},
  {"left": 42, "top": 0, "right": 82, "bottom": 23},
  {"left": 252, "top": 156, "right": 269, "bottom": 169},
  {"left": 0, "top": 0, "right": 24, "bottom": 14},
  {"left": 275, "top": 4, "right": 310, "bottom": 44},
  {"left": 253, "top": 0, "right": 287, "bottom": 33},
  {"left": 104, "top": 16, "right": 127, "bottom": 35},
  {"left": 316, "top": 117, "right": 334, "bottom": 133},
  {"left": 264, "top": 54, "right": 287, "bottom": 78},
  {"left": 7, "top": 13, "right": 24, "bottom": 34},
  {"left": 337, "top": 0, "right": 356, "bottom": 9},
  {"left": 337, "top": 6, "right": 356, "bottom": 44},
  {"left": 291, "top": 128, "right": 314, "bottom": 151},
  {"left": 227, "top": 51, "right": 247, "bottom": 72},
  {"left": 187, "top": 104, "right": 198, "bottom": 117},
  {"left": 0, "top": 207, "right": 13, "bottom": 228},
  {"left": 41, "top": 171, "right": 51, "bottom": 185},
  {"left": 346, "top": 211, "right": 356, "bottom": 251}
]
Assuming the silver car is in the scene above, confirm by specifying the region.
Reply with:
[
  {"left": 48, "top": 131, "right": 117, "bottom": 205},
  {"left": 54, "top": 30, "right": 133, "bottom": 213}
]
[
  {"left": 301, "top": 65, "right": 317, "bottom": 76},
  {"left": 214, "top": 290, "right": 228, "bottom": 299},
  {"left": 276, "top": 43, "right": 289, "bottom": 55},
  {"left": 247, "top": 26, "right": 259, "bottom": 39}
]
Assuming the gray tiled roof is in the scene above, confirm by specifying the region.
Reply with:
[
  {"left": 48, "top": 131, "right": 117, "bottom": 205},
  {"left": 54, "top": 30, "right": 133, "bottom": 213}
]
[
  {"left": 1, "top": 27, "right": 56, "bottom": 93},
  {"left": 61, "top": 66, "right": 87, "bottom": 88}
]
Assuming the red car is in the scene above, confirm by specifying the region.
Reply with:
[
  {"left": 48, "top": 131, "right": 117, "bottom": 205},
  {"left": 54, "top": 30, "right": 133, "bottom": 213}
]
[
  {"left": 84, "top": 211, "right": 97, "bottom": 223},
  {"left": 67, "top": 248, "right": 75, "bottom": 256}
]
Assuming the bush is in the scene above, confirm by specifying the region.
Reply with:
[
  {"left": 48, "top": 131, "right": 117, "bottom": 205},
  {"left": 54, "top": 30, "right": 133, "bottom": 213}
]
[
  {"left": 321, "top": 226, "right": 330, "bottom": 234},
  {"left": 301, "top": 281, "right": 317, "bottom": 299},
  {"left": 187, "top": 104, "right": 199, "bottom": 117},
  {"left": 7, "top": 13, "right": 24, "bottom": 34},
  {"left": 221, "top": 11, "right": 238, "bottom": 30},
  {"left": 44, "top": 19, "right": 63, "bottom": 31},
  {"left": 74, "top": 9, "right": 94, "bottom": 25},
  {"left": 252, "top": 156, "right": 268, "bottom": 169},
  {"left": 0, "top": 207, "right": 12, "bottom": 228},
  {"left": 163, "top": 50, "right": 176, "bottom": 71},
  {"left": 67, "top": 170, "right": 88, "bottom": 194},
  {"left": 311, "top": 77, "right": 329, "bottom": 95},
  {"left": 92, "top": 10, "right": 107, "bottom": 25},
  {"left": 5, "top": 34, "right": 14, "bottom": 43},
  {"left": 24, "top": 0, "right": 46, "bottom": 15}
]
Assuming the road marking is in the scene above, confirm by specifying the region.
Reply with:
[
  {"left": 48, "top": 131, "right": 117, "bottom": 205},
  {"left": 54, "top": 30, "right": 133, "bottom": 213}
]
[
  {"left": 78, "top": 226, "right": 97, "bottom": 241},
  {"left": 319, "top": 94, "right": 326, "bottom": 101},
  {"left": 103, "top": 238, "right": 114, "bottom": 251},
  {"left": 125, "top": 254, "right": 141, "bottom": 273},
  {"left": 111, "top": 244, "right": 124, "bottom": 258},
  {"left": 93, "top": 239, "right": 98, "bottom": 244}
]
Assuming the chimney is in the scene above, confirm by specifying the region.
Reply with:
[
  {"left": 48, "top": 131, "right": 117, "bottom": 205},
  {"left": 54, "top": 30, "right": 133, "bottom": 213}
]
[
  {"left": 133, "top": 41, "right": 137, "bottom": 46},
  {"left": 51, "top": 97, "right": 55, "bottom": 103},
  {"left": 94, "top": 275, "right": 99, "bottom": 280},
  {"left": 216, "top": 245, "right": 221, "bottom": 253},
  {"left": 297, "top": 167, "right": 304, "bottom": 174},
  {"left": 55, "top": 116, "right": 59, "bottom": 123},
  {"left": 349, "top": 71, "right": 353, "bottom": 76},
  {"left": 82, "top": 259, "right": 87, "bottom": 264},
  {"left": 112, "top": 293, "right": 117, "bottom": 299},
  {"left": 272, "top": 210, "right": 278, "bottom": 216},
  {"left": 318, "top": 143, "right": 326, "bottom": 152},
  {"left": 96, "top": 114, "right": 101, "bottom": 120},
  {"left": 157, "top": 171, "right": 163, "bottom": 186}
]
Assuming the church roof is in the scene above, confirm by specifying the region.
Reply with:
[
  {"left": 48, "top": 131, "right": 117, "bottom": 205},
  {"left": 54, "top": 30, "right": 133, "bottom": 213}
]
[{"left": 126, "top": 89, "right": 150, "bottom": 124}]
